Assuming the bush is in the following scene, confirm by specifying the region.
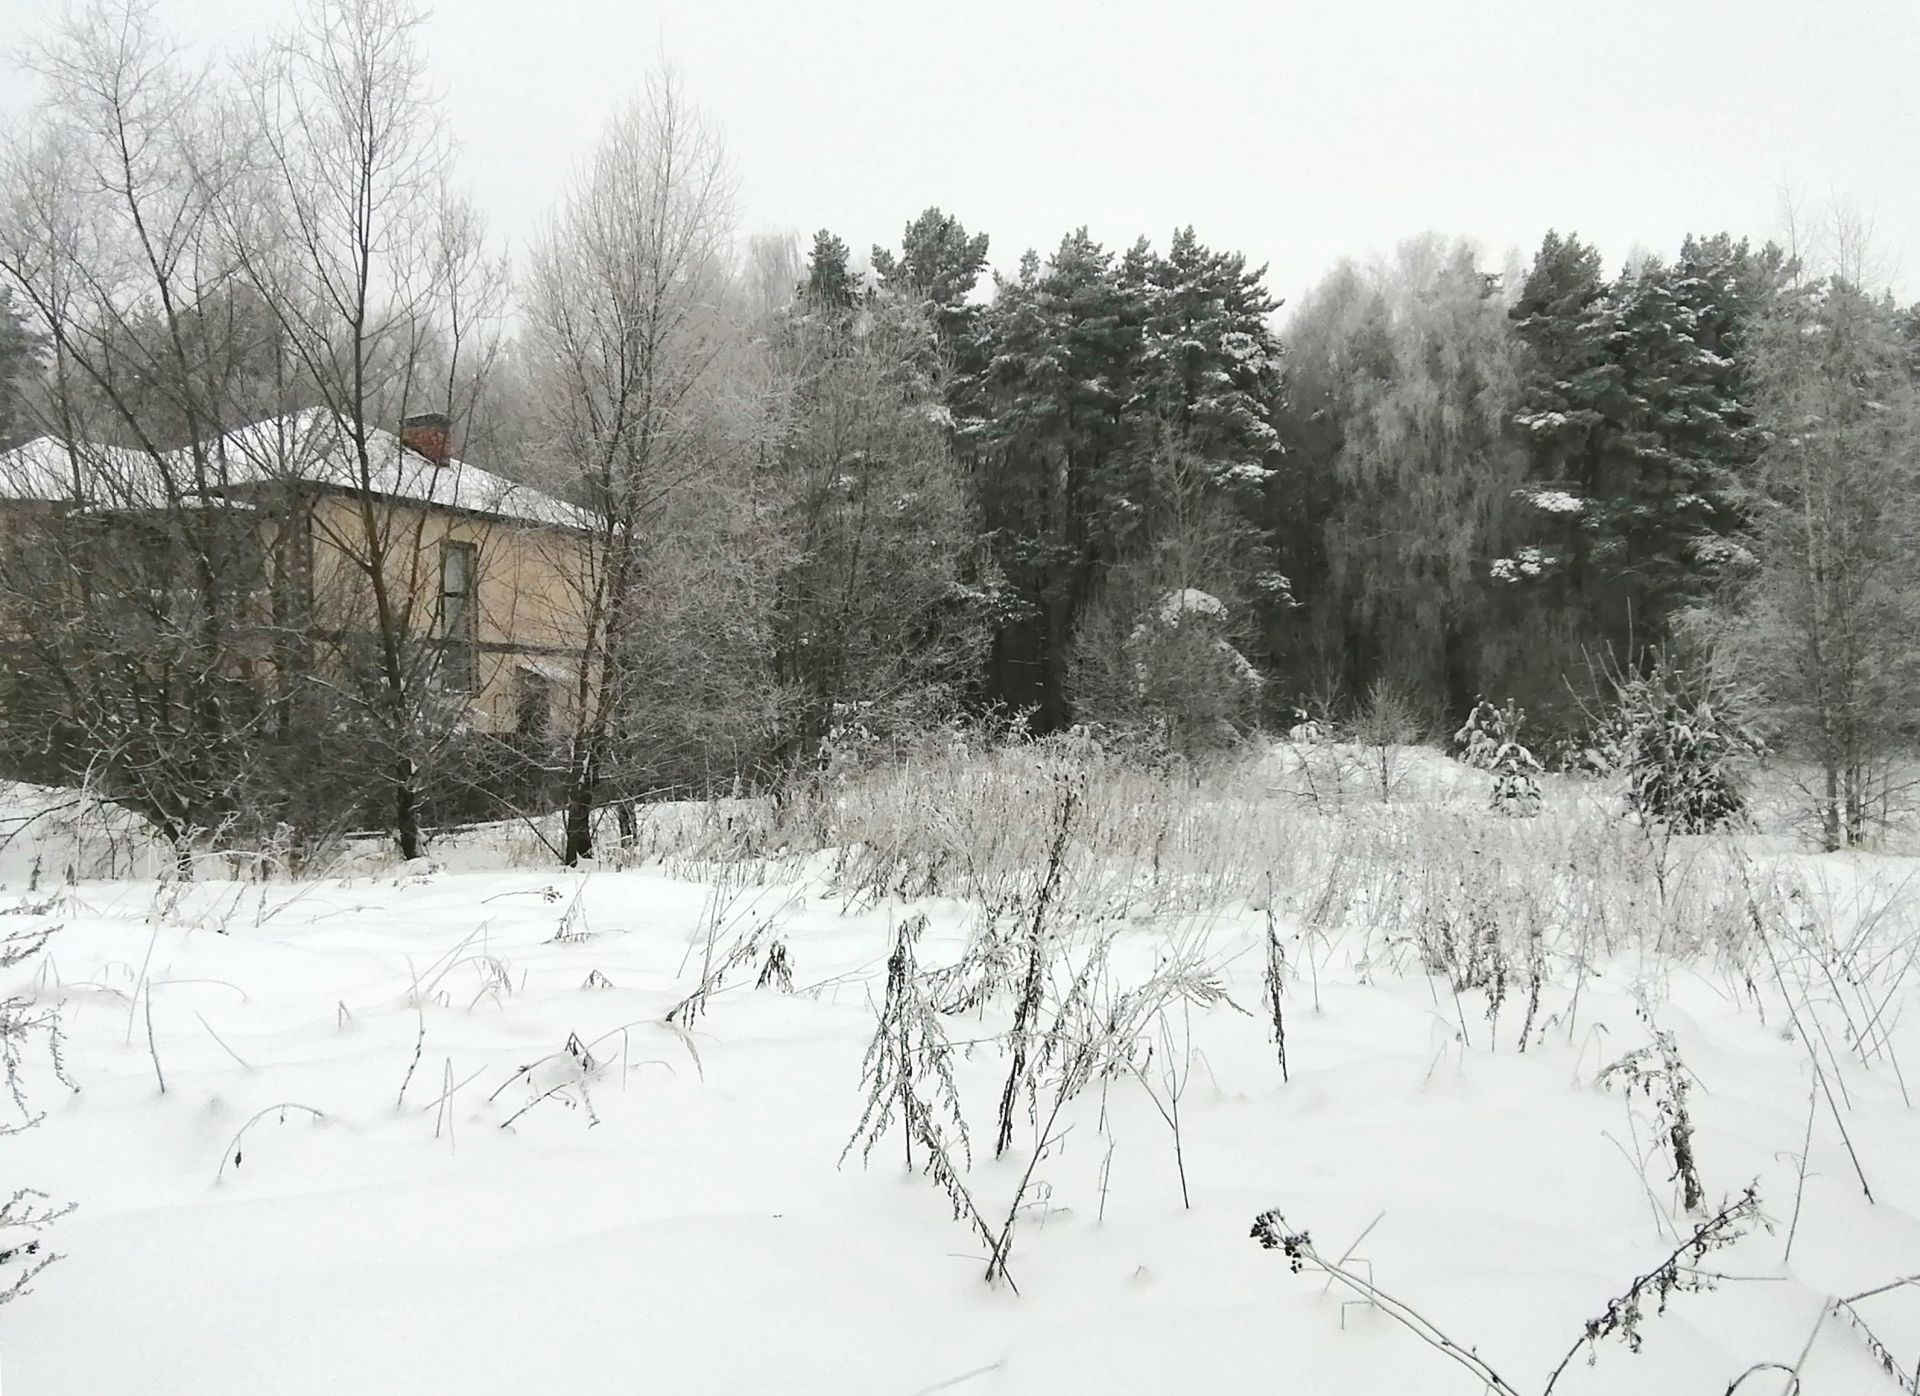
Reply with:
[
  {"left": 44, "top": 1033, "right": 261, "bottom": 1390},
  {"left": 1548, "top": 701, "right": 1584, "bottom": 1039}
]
[
  {"left": 1069, "top": 586, "right": 1264, "bottom": 763},
  {"left": 1607, "top": 659, "right": 1758, "bottom": 834},
  {"left": 1454, "top": 698, "right": 1543, "bottom": 816}
]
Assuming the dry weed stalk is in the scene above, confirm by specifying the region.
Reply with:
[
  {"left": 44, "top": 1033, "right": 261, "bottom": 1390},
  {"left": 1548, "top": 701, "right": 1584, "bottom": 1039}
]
[
  {"left": 1252, "top": 1185, "right": 1766, "bottom": 1395},
  {"left": 1598, "top": 1015, "right": 1706, "bottom": 1213},
  {"left": 994, "top": 776, "right": 1079, "bottom": 1158}
]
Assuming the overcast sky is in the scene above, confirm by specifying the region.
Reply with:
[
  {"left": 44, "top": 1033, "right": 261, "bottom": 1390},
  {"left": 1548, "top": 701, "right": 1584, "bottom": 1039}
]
[{"left": 4, "top": 0, "right": 1915, "bottom": 308}]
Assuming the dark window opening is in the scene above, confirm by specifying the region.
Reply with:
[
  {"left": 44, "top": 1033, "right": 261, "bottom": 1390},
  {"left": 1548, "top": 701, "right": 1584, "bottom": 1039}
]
[
  {"left": 437, "top": 540, "right": 477, "bottom": 694},
  {"left": 515, "top": 670, "right": 553, "bottom": 740}
]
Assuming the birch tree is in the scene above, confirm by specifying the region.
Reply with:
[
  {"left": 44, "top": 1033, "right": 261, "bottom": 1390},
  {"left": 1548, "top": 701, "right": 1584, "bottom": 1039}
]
[
  {"left": 521, "top": 68, "right": 737, "bottom": 864},
  {"left": 1713, "top": 249, "right": 1920, "bottom": 848}
]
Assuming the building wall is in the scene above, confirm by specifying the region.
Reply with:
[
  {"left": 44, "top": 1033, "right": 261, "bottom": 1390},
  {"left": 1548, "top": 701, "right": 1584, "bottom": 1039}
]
[
  {"left": 302, "top": 491, "right": 593, "bottom": 736},
  {"left": 0, "top": 488, "right": 594, "bottom": 741}
]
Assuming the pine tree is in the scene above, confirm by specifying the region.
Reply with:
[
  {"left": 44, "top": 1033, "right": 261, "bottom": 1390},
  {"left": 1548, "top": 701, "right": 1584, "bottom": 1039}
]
[
  {"left": 957, "top": 226, "right": 1289, "bottom": 730},
  {"left": 1117, "top": 229, "right": 1285, "bottom": 550},
  {"left": 1506, "top": 229, "right": 1616, "bottom": 618},
  {"left": 1505, "top": 232, "right": 1789, "bottom": 663},
  {"left": 804, "top": 230, "right": 860, "bottom": 310},
  {"left": 872, "top": 207, "right": 989, "bottom": 354},
  {"left": 960, "top": 230, "right": 1139, "bottom": 729}
]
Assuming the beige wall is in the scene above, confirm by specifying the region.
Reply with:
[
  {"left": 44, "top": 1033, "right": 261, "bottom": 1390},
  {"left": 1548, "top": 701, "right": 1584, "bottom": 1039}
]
[
  {"left": 303, "top": 492, "right": 592, "bottom": 736},
  {"left": 0, "top": 491, "right": 593, "bottom": 739}
]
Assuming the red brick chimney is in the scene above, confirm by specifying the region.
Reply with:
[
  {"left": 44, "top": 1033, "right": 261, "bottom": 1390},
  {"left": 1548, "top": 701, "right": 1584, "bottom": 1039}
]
[{"left": 400, "top": 411, "right": 453, "bottom": 467}]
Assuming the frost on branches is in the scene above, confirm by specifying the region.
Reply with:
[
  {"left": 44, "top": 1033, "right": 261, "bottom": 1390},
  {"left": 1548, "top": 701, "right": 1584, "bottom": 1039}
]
[{"left": 1112, "top": 588, "right": 1264, "bottom": 760}]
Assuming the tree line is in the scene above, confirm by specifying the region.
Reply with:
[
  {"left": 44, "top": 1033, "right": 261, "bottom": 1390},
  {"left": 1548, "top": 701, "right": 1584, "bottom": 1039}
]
[{"left": 1, "top": 0, "right": 1914, "bottom": 859}]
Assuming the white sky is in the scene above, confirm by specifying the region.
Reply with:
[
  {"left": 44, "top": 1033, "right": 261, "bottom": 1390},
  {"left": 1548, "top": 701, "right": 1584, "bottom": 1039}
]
[{"left": 4, "top": 0, "right": 1916, "bottom": 307}]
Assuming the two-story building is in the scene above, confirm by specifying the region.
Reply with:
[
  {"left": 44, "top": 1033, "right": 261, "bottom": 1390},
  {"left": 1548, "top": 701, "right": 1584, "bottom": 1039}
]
[{"left": 0, "top": 408, "right": 592, "bottom": 743}]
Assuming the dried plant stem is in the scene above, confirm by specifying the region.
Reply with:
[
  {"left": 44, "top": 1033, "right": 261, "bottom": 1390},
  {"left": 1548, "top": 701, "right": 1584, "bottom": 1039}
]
[
  {"left": 143, "top": 982, "right": 165, "bottom": 1095},
  {"left": 215, "top": 1103, "right": 326, "bottom": 1182},
  {"left": 125, "top": 927, "right": 157, "bottom": 1046},
  {"left": 1782, "top": 1082, "right": 1817, "bottom": 1264},
  {"left": 434, "top": 1058, "right": 455, "bottom": 1148},
  {"left": 1263, "top": 885, "right": 1290, "bottom": 1083},
  {"left": 193, "top": 1011, "right": 251, "bottom": 1071},
  {"left": 1743, "top": 877, "right": 1875, "bottom": 1202},
  {"left": 395, "top": 999, "right": 425, "bottom": 1111},
  {"left": 994, "top": 782, "right": 1075, "bottom": 1159}
]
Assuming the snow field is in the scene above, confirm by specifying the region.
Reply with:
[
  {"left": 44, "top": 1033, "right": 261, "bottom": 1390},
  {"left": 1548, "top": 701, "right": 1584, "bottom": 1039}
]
[{"left": 2, "top": 757, "right": 1918, "bottom": 1394}]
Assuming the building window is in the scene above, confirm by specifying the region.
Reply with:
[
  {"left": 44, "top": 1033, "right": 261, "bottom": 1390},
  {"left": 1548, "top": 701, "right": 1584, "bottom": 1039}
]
[
  {"left": 515, "top": 669, "right": 553, "bottom": 740},
  {"left": 437, "top": 540, "right": 476, "bottom": 693}
]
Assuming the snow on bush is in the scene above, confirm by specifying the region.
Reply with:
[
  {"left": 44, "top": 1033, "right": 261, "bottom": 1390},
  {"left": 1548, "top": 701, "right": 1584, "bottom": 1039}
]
[
  {"left": 1608, "top": 661, "right": 1759, "bottom": 834},
  {"left": 1454, "top": 698, "right": 1544, "bottom": 816}
]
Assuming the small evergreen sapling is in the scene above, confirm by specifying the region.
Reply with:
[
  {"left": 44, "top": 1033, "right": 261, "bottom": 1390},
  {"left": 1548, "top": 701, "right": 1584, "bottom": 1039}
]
[
  {"left": 1454, "top": 698, "right": 1543, "bottom": 816},
  {"left": 1606, "top": 659, "right": 1758, "bottom": 834}
]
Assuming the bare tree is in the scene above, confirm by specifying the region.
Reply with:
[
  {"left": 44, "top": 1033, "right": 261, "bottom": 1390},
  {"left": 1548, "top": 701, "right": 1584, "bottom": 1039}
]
[
  {"left": 521, "top": 68, "right": 738, "bottom": 864},
  {"left": 220, "top": 0, "right": 506, "bottom": 858},
  {"left": 0, "top": 0, "right": 306, "bottom": 854},
  {"left": 1711, "top": 220, "right": 1920, "bottom": 848}
]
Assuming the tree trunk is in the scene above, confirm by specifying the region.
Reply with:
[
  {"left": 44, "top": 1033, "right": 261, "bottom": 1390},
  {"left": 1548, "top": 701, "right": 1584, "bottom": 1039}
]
[
  {"left": 561, "top": 741, "right": 597, "bottom": 865},
  {"left": 1822, "top": 760, "right": 1841, "bottom": 853},
  {"left": 393, "top": 756, "right": 421, "bottom": 861}
]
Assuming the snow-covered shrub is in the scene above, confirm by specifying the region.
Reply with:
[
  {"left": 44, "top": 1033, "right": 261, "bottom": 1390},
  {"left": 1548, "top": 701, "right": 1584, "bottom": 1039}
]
[
  {"left": 1607, "top": 661, "right": 1758, "bottom": 834},
  {"left": 1453, "top": 699, "right": 1543, "bottom": 816},
  {"left": 1544, "top": 725, "right": 1626, "bottom": 778},
  {"left": 1069, "top": 585, "right": 1264, "bottom": 764},
  {"left": 818, "top": 688, "right": 972, "bottom": 781}
]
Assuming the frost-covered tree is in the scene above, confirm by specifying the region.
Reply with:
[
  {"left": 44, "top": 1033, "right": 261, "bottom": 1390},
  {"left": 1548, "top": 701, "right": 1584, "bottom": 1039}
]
[
  {"left": 1710, "top": 268, "right": 1920, "bottom": 847},
  {"left": 0, "top": 290, "right": 41, "bottom": 451},
  {"left": 1284, "top": 236, "right": 1526, "bottom": 717},
  {"left": 767, "top": 245, "right": 985, "bottom": 766},
  {"left": 522, "top": 67, "right": 736, "bottom": 862}
]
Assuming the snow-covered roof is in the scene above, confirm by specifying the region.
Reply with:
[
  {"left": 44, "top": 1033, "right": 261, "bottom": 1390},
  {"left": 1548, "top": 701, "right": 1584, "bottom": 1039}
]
[
  {"left": 0, "top": 436, "right": 162, "bottom": 506},
  {"left": 0, "top": 411, "right": 587, "bottom": 530}
]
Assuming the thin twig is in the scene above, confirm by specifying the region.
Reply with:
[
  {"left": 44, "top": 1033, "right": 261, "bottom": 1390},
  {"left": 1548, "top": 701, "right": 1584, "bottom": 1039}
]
[{"left": 193, "top": 1011, "right": 251, "bottom": 1071}]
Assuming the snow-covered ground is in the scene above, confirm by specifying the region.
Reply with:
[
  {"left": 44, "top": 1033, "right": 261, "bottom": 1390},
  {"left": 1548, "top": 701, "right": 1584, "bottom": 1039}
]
[{"left": 2, "top": 755, "right": 1917, "bottom": 1394}]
